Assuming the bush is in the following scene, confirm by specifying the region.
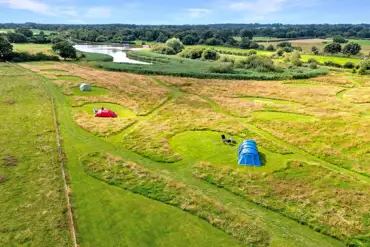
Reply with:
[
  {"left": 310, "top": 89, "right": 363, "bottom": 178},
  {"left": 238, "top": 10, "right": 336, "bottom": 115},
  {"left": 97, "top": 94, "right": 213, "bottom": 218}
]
[
  {"left": 266, "top": 45, "right": 275, "bottom": 51},
  {"left": 343, "top": 62, "right": 355, "bottom": 69},
  {"left": 201, "top": 48, "right": 219, "bottom": 60},
  {"left": 249, "top": 41, "right": 259, "bottom": 49},
  {"left": 10, "top": 52, "right": 59, "bottom": 62},
  {"left": 275, "top": 49, "right": 284, "bottom": 57},
  {"left": 311, "top": 46, "right": 319, "bottom": 55},
  {"left": 309, "top": 62, "right": 318, "bottom": 69},
  {"left": 290, "top": 51, "right": 302, "bottom": 66},
  {"left": 219, "top": 56, "right": 235, "bottom": 64},
  {"left": 152, "top": 43, "right": 176, "bottom": 55},
  {"left": 179, "top": 47, "right": 205, "bottom": 59},
  {"left": 324, "top": 60, "right": 342, "bottom": 68},
  {"left": 244, "top": 55, "right": 276, "bottom": 72},
  {"left": 307, "top": 58, "right": 319, "bottom": 64},
  {"left": 324, "top": 43, "right": 342, "bottom": 53},
  {"left": 342, "top": 42, "right": 361, "bottom": 55},
  {"left": 277, "top": 42, "right": 292, "bottom": 48},
  {"left": 165, "top": 38, "right": 184, "bottom": 53},
  {"left": 205, "top": 38, "right": 223, "bottom": 46},
  {"left": 209, "top": 63, "right": 234, "bottom": 73},
  {"left": 333, "top": 35, "right": 347, "bottom": 44}
]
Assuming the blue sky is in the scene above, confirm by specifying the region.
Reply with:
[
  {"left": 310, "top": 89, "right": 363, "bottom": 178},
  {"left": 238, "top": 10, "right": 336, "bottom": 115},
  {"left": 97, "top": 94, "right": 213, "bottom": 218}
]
[{"left": 0, "top": 0, "right": 369, "bottom": 24}]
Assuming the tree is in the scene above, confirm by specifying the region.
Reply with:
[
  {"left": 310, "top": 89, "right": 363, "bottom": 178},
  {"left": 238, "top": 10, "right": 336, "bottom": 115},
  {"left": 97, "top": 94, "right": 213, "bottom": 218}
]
[
  {"left": 165, "top": 38, "right": 184, "bottom": 54},
  {"left": 332, "top": 35, "right": 347, "bottom": 44},
  {"left": 324, "top": 43, "right": 342, "bottom": 53},
  {"left": 6, "top": 32, "right": 28, "bottom": 43},
  {"left": 311, "top": 46, "right": 319, "bottom": 55},
  {"left": 0, "top": 36, "right": 13, "bottom": 60},
  {"left": 286, "top": 31, "right": 297, "bottom": 38},
  {"left": 249, "top": 41, "right": 259, "bottom": 49},
  {"left": 342, "top": 42, "right": 361, "bottom": 55},
  {"left": 277, "top": 42, "right": 292, "bottom": 48},
  {"left": 52, "top": 41, "right": 77, "bottom": 60},
  {"left": 239, "top": 38, "right": 251, "bottom": 49},
  {"left": 15, "top": 28, "right": 33, "bottom": 37},
  {"left": 96, "top": 35, "right": 107, "bottom": 42},
  {"left": 240, "top": 29, "right": 253, "bottom": 39},
  {"left": 182, "top": 35, "right": 196, "bottom": 45},
  {"left": 205, "top": 38, "right": 222, "bottom": 46},
  {"left": 156, "top": 33, "right": 168, "bottom": 43},
  {"left": 266, "top": 45, "right": 275, "bottom": 51},
  {"left": 201, "top": 48, "right": 219, "bottom": 60}
]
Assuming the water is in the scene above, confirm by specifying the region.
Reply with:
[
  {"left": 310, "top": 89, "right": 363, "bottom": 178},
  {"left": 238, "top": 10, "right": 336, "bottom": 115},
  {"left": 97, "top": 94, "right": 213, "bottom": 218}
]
[{"left": 74, "top": 44, "right": 150, "bottom": 64}]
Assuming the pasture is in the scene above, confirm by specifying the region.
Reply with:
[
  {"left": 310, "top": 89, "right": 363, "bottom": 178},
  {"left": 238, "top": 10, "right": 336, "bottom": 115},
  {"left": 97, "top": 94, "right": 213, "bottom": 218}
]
[{"left": 2, "top": 59, "right": 367, "bottom": 247}]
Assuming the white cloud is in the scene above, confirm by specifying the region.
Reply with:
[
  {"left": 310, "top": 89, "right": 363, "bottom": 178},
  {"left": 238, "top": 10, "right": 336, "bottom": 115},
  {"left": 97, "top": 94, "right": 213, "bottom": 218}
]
[
  {"left": 229, "top": 0, "right": 317, "bottom": 14},
  {"left": 186, "top": 8, "right": 211, "bottom": 19},
  {"left": 0, "top": 0, "right": 53, "bottom": 15},
  {"left": 59, "top": 6, "right": 78, "bottom": 16},
  {"left": 85, "top": 6, "right": 111, "bottom": 18}
]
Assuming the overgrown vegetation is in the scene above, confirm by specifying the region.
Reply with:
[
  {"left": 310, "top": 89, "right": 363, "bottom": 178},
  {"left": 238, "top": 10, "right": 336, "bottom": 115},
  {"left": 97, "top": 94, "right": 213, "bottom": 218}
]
[
  {"left": 192, "top": 161, "right": 370, "bottom": 246},
  {"left": 82, "top": 152, "right": 270, "bottom": 247}
]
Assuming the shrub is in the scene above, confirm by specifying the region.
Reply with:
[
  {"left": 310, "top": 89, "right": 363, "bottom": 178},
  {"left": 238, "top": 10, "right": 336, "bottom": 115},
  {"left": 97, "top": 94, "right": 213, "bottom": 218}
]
[
  {"left": 201, "top": 48, "right": 219, "bottom": 60},
  {"left": 179, "top": 47, "right": 205, "bottom": 59},
  {"left": 247, "top": 50, "right": 257, "bottom": 55},
  {"left": 324, "top": 43, "right": 342, "bottom": 53},
  {"left": 342, "top": 42, "right": 362, "bottom": 55},
  {"left": 323, "top": 60, "right": 342, "bottom": 68},
  {"left": 277, "top": 41, "right": 292, "bottom": 48},
  {"left": 307, "top": 58, "right": 319, "bottom": 64},
  {"left": 244, "top": 55, "right": 276, "bottom": 72},
  {"left": 275, "top": 49, "right": 284, "bottom": 57},
  {"left": 343, "top": 62, "right": 355, "bottom": 69},
  {"left": 332, "top": 35, "right": 347, "bottom": 44},
  {"left": 266, "top": 45, "right": 275, "bottom": 51},
  {"left": 309, "top": 62, "right": 318, "bottom": 69},
  {"left": 165, "top": 38, "right": 184, "bottom": 53},
  {"left": 205, "top": 38, "right": 223, "bottom": 46},
  {"left": 219, "top": 56, "right": 235, "bottom": 64},
  {"left": 10, "top": 52, "right": 59, "bottom": 62},
  {"left": 258, "top": 44, "right": 265, "bottom": 50},
  {"left": 290, "top": 51, "right": 302, "bottom": 66},
  {"left": 239, "top": 38, "right": 251, "bottom": 49},
  {"left": 311, "top": 46, "right": 319, "bottom": 55},
  {"left": 249, "top": 41, "right": 259, "bottom": 49},
  {"left": 152, "top": 43, "right": 176, "bottom": 55},
  {"left": 209, "top": 63, "right": 234, "bottom": 73}
]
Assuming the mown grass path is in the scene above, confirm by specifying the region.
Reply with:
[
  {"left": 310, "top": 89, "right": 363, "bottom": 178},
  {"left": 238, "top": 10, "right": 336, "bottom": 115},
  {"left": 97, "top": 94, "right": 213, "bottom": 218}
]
[{"left": 18, "top": 63, "right": 346, "bottom": 247}]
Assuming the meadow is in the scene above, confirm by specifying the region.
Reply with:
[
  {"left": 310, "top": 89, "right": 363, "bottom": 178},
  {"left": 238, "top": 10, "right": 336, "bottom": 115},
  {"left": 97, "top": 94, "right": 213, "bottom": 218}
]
[{"left": 2, "top": 39, "right": 370, "bottom": 247}]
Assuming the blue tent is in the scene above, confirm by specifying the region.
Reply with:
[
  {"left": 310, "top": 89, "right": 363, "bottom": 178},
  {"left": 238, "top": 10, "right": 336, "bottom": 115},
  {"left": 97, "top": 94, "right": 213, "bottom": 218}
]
[{"left": 238, "top": 140, "right": 261, "bottom": 166}]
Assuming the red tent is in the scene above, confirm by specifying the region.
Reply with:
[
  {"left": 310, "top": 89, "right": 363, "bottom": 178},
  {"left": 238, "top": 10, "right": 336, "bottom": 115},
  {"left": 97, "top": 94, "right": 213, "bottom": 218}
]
[{"left": 95, "top": 109, "right": 117, "bottom": 118}]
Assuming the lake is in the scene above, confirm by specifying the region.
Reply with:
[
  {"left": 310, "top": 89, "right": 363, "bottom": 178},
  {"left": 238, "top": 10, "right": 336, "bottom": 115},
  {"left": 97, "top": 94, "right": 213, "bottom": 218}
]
[{"left": 74, "top": 44, "right": 150, "bottom": 64}]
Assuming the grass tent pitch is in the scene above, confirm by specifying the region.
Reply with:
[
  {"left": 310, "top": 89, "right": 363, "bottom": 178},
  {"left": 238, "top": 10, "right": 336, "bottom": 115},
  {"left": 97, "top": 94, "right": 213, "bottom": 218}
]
[
  {"left": 238, "top": 140, "right": 261, "bottom": 166},
  {"left": 79, "top": 83, "right": 91, "bottom": 92}
]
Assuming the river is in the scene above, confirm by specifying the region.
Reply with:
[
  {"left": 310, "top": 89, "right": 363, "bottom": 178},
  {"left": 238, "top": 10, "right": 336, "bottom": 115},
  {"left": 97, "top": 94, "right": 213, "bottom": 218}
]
[{"left": 74, "top": 44, "right": 150, "bottom": 64}]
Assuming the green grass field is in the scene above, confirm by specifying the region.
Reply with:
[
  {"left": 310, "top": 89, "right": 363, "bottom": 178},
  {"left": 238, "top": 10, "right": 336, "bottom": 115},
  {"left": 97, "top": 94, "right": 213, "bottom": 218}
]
[
  {"left": 2, "top": 49, "right": 370, "bottom": 247},
  {"left": 0, "top": 63, "right": 72, "bottom": 246},
  {"left": 13, "top": 43, "right": 52, "bottom": 54}
]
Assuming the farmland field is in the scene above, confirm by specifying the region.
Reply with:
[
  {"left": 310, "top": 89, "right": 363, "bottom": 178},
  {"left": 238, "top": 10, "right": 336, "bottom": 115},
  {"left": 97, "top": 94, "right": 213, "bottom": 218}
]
[
  {"left": 13, "top": 43, "right": 53, "bottom": 54},
  {"left": 1, "top": 58, "right": 367, "bottom": 247}
]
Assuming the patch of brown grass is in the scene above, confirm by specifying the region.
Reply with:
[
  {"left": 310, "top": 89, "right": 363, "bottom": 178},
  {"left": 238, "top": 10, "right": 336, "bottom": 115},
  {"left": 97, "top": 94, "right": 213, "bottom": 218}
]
[
  {"left": 73, "top": 111, "right": 136, "bottom": 137},
  {"left": 22, "top": 63, "right": 172, "bottom": 115},
  {"left": 2, "top": 155, "right": 18, "bottom": 166},
  {"left": 0, "top": 175, "right": 8, "bottom": 183}
]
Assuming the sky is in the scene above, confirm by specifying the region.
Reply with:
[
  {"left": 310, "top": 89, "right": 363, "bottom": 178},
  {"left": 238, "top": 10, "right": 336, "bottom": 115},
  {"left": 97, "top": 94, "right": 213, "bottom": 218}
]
[{"left": 0, "top": 0, "right": 369, "bottom": 25}]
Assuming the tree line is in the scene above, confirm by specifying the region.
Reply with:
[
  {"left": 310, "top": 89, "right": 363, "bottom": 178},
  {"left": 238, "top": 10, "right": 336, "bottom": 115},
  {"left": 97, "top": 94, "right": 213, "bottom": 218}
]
[{"left": 1, "top": 23, "right": 370, "bottom": 44}]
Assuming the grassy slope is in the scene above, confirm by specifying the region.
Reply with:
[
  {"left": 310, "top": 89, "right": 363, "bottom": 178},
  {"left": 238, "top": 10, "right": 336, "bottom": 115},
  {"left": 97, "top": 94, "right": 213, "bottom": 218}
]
[
  {"left": 0, "top": 64, "right": 72, "bottom": 246},
  {"left": 27, "top": 63, "right": 345, "bottom": 247}
]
